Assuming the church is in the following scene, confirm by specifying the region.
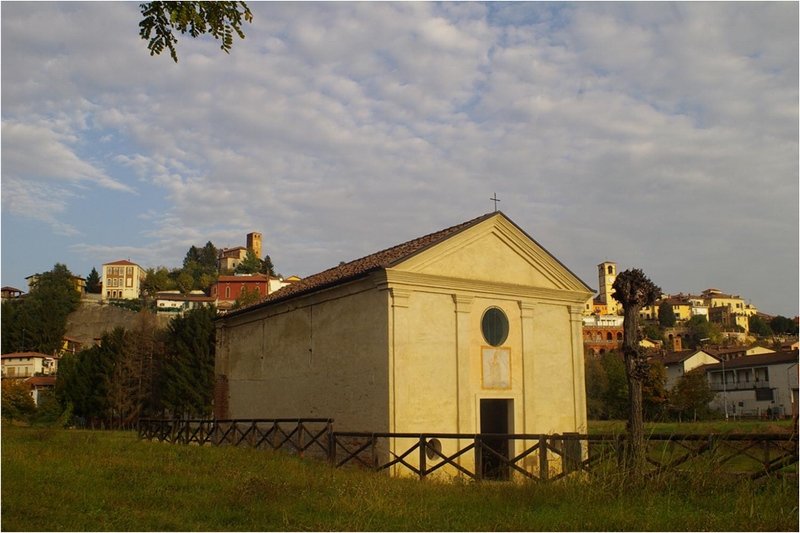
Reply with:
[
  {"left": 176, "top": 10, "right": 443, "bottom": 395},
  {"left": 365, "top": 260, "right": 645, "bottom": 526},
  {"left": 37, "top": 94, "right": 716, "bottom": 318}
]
[{"left": 214, "top": 212, "right": 593, "bottom": 474}]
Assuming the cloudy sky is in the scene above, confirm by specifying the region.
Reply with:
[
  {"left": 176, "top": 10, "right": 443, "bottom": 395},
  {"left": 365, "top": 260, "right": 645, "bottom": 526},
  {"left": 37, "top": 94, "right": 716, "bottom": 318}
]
[{"left": 2, "top": 2, "right": 798, "bottom": 317}]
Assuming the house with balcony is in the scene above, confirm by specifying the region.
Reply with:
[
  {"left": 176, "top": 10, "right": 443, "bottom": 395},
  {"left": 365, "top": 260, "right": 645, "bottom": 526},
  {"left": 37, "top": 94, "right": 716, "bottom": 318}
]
[
  {"left": 1, "top": 352, "right": 59, "bottom": 378},
  {"left": 704, "top": 350, "right": 798, "bottom": 418}
]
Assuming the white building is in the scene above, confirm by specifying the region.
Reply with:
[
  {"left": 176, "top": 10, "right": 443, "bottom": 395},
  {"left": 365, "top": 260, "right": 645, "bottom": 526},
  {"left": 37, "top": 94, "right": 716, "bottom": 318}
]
[{"left": 705, "top": 350, "right": 799, "bottom": 418}]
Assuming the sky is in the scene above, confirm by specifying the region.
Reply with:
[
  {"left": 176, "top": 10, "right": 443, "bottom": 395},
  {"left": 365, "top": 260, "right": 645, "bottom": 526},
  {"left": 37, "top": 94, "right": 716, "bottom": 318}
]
[{"left": 1, "top": 1, "right": 798, "bottom": 317}]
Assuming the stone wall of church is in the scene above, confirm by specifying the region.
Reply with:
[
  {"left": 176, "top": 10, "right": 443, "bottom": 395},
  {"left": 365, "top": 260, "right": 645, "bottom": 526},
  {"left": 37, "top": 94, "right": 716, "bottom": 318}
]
[{"left": 216, "top": 278, "right": 391, "bottom": 431}]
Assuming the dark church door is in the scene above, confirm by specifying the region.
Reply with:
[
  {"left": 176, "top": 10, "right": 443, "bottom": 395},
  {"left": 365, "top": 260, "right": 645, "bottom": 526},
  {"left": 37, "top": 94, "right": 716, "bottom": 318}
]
[{"left": 480, "top": 399, "right": 512, "bottom": 480}]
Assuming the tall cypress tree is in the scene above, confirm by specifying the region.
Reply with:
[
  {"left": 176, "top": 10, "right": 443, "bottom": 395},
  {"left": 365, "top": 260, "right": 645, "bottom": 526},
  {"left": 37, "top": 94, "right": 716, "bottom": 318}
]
[{"left": 161, "top": 306, "right": 216, "bottom": 418}]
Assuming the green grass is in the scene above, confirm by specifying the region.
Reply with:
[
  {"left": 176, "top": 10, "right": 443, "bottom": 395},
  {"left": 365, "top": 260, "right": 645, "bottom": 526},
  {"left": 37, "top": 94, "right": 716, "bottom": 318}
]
[
  {"left": 2, "top": 425, "right": 797, "bottom": 531},
  {"left": 588, "top": 418, "right": 796, "bottom": 435}
]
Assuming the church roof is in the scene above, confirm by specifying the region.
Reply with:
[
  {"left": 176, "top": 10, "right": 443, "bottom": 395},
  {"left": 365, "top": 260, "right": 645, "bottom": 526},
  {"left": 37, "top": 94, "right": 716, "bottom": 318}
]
[{"left": 224, "top": 211, "right": 589, "bottom": 318}]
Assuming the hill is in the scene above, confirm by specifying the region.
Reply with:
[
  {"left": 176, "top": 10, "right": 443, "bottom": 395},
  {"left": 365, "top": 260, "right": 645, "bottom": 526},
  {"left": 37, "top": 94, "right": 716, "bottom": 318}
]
[{"left": 64, "top": 299, "right": 173, "bottom": 345}]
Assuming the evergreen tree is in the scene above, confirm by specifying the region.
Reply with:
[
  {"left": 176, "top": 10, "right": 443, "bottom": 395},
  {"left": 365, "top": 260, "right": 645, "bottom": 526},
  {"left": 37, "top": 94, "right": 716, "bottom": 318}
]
[
  {"left": 199, "top": 241, "right": 218, "bottom": 270},
  {"left": 749, "top": 315, "right": 773, "bottom": 337},
  {"left": 1, "top": 264, "right": 80, "bottom": 354},
  {"left": 261, "top": 255, "right": 276, "bottom": 276},
  {"left": 770, "top": 315, "right": 798, "bottom": 335},
  {"left": 86, "top": 267, "right": 102, "bottom": 294},
  {"left": 160, "top": 306, "right": 216, "bottom": 418},
  {"left": 658, "top": 301, "right": 676, "bottom": 327},
  {"left": 234, "top": 248, "right": 262, "bottom": 274}
]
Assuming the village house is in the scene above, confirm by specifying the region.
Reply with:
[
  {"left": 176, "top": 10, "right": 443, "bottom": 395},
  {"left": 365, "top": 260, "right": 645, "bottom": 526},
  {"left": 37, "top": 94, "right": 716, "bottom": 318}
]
[
  {"left": 25, "top": 376, "right": 57, "bottom": 405},
  {"left": 210, "top": 274, "right": 294, "bottom": 312},
  {"left": 652, "top": 349, "right": 720, "bottom": 389},
  {"left": 1, "top": 352, "right": 59, "bottom": 378},
  {"left": 215, "top": 212, "right": 594, "bottom": 477},
  {"left": 1, "top": 286, "right": 25, "bottom": 300},
  {"left": 102, "top": 260, "right": 145, "bottom": 301},
  {"left": 155, "top": 290, "right": 216, "bottom": 315},
  {"left": 704, "top": 350, "right": 799, "bottom": 418}
]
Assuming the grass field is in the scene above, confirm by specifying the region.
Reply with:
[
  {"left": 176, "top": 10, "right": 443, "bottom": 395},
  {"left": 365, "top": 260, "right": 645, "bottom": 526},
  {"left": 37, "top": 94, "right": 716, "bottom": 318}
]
[
  {"left": 588, "top": 418, "right": 796, "bottom": 435},
  {"left": 2, "top": 423, "right": 797, "bottom": 531}
]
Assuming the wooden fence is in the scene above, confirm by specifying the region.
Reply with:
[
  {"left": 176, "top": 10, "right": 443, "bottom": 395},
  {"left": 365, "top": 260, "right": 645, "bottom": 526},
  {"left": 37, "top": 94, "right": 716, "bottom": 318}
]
[{"left": 138, "top": 419, "right": 798, "bottom": 481}]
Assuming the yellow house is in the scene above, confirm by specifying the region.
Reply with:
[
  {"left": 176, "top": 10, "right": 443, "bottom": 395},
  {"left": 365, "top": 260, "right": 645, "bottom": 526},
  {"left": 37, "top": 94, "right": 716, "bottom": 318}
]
[
  {"left": 102, "top": 260, "right": 145, "bottom": 300},
  {"left": 215, "top": 212, "right": 593, "bottom": 478},
  {"left": 1, "top": 352, "right": 59, "bottom": 378}
]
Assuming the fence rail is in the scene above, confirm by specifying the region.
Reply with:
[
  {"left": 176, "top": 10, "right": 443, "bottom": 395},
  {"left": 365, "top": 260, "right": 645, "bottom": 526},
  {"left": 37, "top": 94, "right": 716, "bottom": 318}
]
[{"left": 138, "top": 419, "right": 798, "bottom": 481}]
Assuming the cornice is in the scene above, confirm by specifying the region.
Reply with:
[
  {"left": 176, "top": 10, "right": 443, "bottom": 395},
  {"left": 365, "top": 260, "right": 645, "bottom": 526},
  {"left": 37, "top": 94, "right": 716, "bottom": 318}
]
[{"left": 373, "top": 269, "right": 592, "bottom": 306}]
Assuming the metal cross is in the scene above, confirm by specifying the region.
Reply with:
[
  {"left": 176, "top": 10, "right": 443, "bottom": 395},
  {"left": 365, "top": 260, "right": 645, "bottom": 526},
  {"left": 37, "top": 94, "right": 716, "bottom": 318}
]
[{"left": 490, "top": 193, "right": 500, "bottom": 212}]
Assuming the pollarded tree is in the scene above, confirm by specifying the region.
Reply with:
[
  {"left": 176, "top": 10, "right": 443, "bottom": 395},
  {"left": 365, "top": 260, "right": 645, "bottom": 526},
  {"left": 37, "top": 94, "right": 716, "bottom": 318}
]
[
  {"left": 139, "top": 1, "right": 253, "bottom": 63},
  {"left": 612, "top": 268, "right": 661, "bottom": 476}
]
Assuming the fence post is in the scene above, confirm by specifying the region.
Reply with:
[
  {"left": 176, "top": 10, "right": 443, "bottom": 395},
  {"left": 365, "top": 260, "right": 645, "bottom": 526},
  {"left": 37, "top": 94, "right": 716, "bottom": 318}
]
[
  {"left": 371, "top": 434, "right": 379, "bottom": 471},
  {"left": 538, "top": 435, "right": 549, "bottom": 480},
  {"left": 419, "top": 436, "right": 427, "bottom": 480},
  {"left": 474, "top": 435, "right": 483, "bottom": 480},
  {"left": 328, "top": 431, "right": 336, "bottom": 466},
  {"left": 298, "top": 420, "right": 305, "bottom": 458},
  {"left": 563, "top": 432, "right": 581, "bottom": 474},
  {"left": 617, "top": 435, "right": 625, "bottom": 470}
]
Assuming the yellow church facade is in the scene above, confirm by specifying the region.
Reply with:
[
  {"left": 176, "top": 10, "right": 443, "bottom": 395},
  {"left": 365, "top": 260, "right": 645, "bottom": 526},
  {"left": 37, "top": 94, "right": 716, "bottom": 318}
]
[{"left": 215, "top": 212, "right": 593, "bottom": 477}]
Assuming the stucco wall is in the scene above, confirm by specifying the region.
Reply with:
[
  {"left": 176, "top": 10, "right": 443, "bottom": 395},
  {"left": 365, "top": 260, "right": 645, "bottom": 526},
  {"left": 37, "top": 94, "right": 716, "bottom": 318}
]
[{"left": 217, "top": 279, "right": 391, "bottom": 431}]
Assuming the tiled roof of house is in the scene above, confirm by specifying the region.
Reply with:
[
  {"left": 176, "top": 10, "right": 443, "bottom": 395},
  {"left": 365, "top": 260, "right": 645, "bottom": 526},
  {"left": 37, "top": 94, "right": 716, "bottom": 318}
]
[
  {"left": 1, "top": 352, "right": 54, "bottom": 359},
  {"left": 225, "top": 212, "right": 500, "bottom": 317},
  {"left": 216, "top": 274, "right": 272, "bottom": 283},
  {"left": 26, "top": 376, "right": 57, "bottom": 386},
  {"left": 103, "top": 259, "right": 139, "bottom": 266},
  {"left": 703, "top": 350, "right": 798, "bottom": 370},
  {"left": 1, "top": 286, "right": 24, "bottom": 292},
  {"left": 658, "top": 350, "right": 718, "bottom": 365}
]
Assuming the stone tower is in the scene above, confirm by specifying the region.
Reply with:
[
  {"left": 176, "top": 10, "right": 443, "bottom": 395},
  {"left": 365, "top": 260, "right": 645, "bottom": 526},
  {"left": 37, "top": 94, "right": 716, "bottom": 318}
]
[
  {"left": 598, "top": 261, "right": 620, "bottom": 315},
  {"left": 246, "top": 232, "right": 262, "bottom": 260}
]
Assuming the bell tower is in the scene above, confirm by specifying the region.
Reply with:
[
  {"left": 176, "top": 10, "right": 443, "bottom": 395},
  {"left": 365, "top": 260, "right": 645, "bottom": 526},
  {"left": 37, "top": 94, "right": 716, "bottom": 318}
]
[
  {"left": 246, "top": 232, "right": 262, "bottom": 260},
  {"left": 598, "top": 262, "right": 620, "bottom": 315}
]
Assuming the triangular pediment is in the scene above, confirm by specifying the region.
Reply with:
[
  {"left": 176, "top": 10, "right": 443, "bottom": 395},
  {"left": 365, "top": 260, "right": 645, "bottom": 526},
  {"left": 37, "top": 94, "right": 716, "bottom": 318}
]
[{"left": 388, "top": 213, "right": 591, "bottom": 294}]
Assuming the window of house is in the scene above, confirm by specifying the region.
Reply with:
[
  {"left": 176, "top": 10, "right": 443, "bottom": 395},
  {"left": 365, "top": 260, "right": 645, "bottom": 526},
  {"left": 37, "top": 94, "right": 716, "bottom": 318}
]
[
  {"left": 755, "top": 388, "right": 774, "bottom": 401},
  {"left": 481, "top": 307, "right": 509, "bottom": 347}
]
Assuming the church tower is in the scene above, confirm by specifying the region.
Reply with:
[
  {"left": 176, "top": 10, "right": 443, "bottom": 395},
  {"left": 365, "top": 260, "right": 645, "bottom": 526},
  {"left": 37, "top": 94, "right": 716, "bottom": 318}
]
[
  {"left": 598, "top": 261, "right": 620, "bottom": 315},
  {"left": 246, "top": 232, "right": 262, "bottom": 260}
]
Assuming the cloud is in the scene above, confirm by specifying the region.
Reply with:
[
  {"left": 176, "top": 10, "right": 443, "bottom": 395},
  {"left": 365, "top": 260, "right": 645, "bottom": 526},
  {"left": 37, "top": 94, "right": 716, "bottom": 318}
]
[{"left": 1, "top": 2, "right": 797, "bottom": 316}]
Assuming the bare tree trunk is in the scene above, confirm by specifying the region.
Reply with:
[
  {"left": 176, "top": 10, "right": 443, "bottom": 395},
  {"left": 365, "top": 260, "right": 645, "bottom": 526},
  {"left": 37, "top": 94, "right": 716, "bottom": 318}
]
[{"left": 624, "top": 347, "right": 645, "bottom": 473}]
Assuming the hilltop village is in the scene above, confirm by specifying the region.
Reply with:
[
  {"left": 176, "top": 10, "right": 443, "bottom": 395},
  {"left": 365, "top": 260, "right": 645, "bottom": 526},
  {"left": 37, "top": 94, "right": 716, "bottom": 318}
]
[{"left": 2, "top": 215, "right": 798, "bottom": 428}]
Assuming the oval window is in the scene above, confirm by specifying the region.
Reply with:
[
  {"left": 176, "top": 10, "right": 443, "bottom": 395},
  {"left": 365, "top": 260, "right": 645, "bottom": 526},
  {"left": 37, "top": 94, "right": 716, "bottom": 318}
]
[{"left": 481, "top": 307, "right": 509, "bottom": 346}]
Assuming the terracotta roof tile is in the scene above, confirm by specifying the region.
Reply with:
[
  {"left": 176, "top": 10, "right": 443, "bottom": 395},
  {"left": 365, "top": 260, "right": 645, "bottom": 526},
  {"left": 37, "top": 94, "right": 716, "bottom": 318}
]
[{"left": 227, "top": 212, "right": 498, "bottom": 316}]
